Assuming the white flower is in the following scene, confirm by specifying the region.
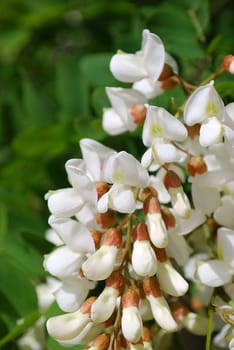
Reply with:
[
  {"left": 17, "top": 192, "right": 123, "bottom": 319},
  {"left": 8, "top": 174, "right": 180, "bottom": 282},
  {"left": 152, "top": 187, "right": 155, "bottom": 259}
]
[
  {"left": 103, "top": 87, "right": 147, "bottom": 135},
  {"left": 110, "top": 29, "right": 165, "bottom": 84}
]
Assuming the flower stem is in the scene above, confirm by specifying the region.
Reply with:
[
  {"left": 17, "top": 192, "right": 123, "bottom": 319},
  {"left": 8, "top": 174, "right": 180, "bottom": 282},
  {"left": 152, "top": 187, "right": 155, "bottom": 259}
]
[
  {"left": 205, "top": 294, "right": 215, "bottom": 350},
  {"left": 0, "top": 310, "right": 41, "bottom": 348}
]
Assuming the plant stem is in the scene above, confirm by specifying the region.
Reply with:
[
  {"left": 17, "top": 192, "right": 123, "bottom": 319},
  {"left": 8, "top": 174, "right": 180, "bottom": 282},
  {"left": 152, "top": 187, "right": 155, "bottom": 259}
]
[
  {"left": 205, "top": 294, "right": 215, "bottom": 350},
  {"left": 0, "top": 310, "right": 41, "bottom": 348}
]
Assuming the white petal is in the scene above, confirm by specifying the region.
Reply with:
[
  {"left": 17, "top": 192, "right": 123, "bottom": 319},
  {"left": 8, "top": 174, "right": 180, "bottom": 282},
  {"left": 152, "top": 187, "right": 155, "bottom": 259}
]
[
  {"left": 184, "top": 81, "right": 224, "bottom": 125},
  {"left": 147, "top": 295, "right": 178, "bottom": 332},
  {"left": 157, "top": 261, "right": 188, "bottom": 297},
  {"left": 214, "top": 196, "right": 234, "bottom": 229},
  {"left": 168, "top": 209, "right": 206, "bottom": 236},
  {"left": 103, "top": 108, "right": 129, "bottom": 135},
  {"left": 108, "top": 184, "right": 136, "bottom": 213},
  {"left": 121, "top": 306, "right": 143, "bottom": 343},
  {"left": 103, "top": 151, "right": 149, "bottom": 187},
  {"left": 47, "top": 188, "right": 83, "bottom": 217},
  {"left": 79, "top": 138, "right": 115, "bottom": 181},
  {"left": 167, "top": 232, "right": 191, "bottom": 265},
  {"left": 142, "top": 29, "right": 165, "bottom": 81},
  {"left": 110, "top": 53, "right": 146, "bottom": 82},
  {"left": 91, "top": 287, "right": 118, "bottom": 322},
  {"left": 133, "top": 78, "right": 163, "bottom": 99},
  {"left": 191, "top": 181, "right": 221, "bottom": 216},
  {"left": 146, "top": 213, "right": 168, "bottom": 248},
  {"left": 46, "top": 310, "right": 89, "bottom": 341},
  {"left": 197, "top": 259, "right": 232, "bottom": 287},
  {"left": 168, "top": 187, "right": 191, "bottom": 219},
  {"left": 181, "top": 313, "right": 209, "bottom": 335},
  {"left": 132, "top": 240, "right": 157, "bottom": 276},
  {"left": 49, "top": 216, "right": 95, "bottom": 253},
  {"left": 199, "top": 117, "right": 223, "bottom": 147},
  {"left": 44, "top": 246, "right": 84, "bottom": 279},
  {"left": 55, "top": 277, "right": 95, "bottom": 312},
  {"left": 217, "top": 227, "right": 234, "bottom": 268},
  {"left": 82, "top": 246, "right": 118, "bottom": 281}
]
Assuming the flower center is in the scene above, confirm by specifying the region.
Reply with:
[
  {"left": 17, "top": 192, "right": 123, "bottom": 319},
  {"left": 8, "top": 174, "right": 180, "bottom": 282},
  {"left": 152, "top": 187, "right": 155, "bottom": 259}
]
[
  {"left": 205, "top": 100, "right": 218, "bottom": 116},
  {"left": 150, "top": 123, "right": 164, "bottom": 138}
]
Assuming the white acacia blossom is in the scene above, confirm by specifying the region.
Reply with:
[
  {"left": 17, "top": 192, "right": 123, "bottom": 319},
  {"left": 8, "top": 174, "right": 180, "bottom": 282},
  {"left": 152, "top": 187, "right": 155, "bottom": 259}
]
[{"left": 44, "top": 28, "right": 234, "bottom": 350}]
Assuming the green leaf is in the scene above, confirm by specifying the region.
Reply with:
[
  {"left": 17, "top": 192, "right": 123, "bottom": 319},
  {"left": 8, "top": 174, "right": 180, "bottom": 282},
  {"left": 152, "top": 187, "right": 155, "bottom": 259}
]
[
  {"left": 0, "top": 256, "right": 38, "bottom": 317},
  {"left": 80, "top": 53, "right": 115, "bottom": 87},
  {"left": 91, "top": 86, "right": 110, "bottom": 117}
]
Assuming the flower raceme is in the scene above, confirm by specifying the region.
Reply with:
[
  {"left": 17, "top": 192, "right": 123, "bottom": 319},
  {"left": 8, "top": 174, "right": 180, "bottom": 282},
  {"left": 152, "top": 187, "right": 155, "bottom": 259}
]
[{"left": 44, "top": 29, "right": 234, "bottom": 350}]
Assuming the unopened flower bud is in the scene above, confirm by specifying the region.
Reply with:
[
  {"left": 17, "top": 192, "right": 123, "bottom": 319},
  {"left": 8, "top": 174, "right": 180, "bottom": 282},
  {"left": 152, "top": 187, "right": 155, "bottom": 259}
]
[
  {"left": 144, "top": 196, "right": 168, "bottom": 248},
  {"left": 87, "top": 333, "right": 110, "bottom": 350},
  {"left": 96, "top": 209, "right": 116, "bottom": 228},
  {"left": 158, "top": 64, "right": 178, "bottom": 91},
  {"left": 121, "top": 286, "right": 143, "bottom": 343},
  {"left": 154, "top": 248, "right": 188, "bottom": 297},
  {"left": 132, "top": 223, "right": 157, "bottom": 277},
  {"left": 129, "top": 104, "right": 147, "bottom": 125},
  {"left": 143, "top": 277, "right": 178, "bottom": 332},
  {"left": 91, "top": 271, "right": 124, "bottom": 323},
  {"left": 164, "top": 171, "right": 191, "bottom": 219},
  {"left": 161, "top": 207, "right": 176, "bottom": 228},
  {"left": 223, "top": 55, "right": 234, "bottom": 74},
  {"left": 82, "top": 229, "right": 122, "bottom": 281},
  {"left": 187, "top": 156, "right": 208, "bottom": 176},
  {"left": 90, "top": 230, "right": 102, "bottom": 249}
]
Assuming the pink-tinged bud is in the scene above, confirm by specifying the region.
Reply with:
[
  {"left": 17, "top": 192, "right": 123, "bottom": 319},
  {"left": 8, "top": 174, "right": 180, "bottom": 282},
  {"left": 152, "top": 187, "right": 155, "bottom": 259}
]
[
  {"left": 88, "top": 333, "right": 110, "bottom": 350},
  {"left": 129, "top": 104, "right": 147, "bottom": 125},
  {"left": 121, "top": 287, "right": 143, "bottom": 343},
  {"left": 154, "top": 247, "right": 168, "bottom": 262},
  {"left": 144, "top": 196, "right": 168, "bottom": 248},
  {"left": 132, "top": 223, "right": 157, "bottom": 277},
  {"left": 163, "top": 171, "right": 191, "bottom": 219},
  {"left": 80, "top": 297, "right": 98, "bottom": 315},
  {"left": 143, "top": 277, "right": 178, "bottom": 332},
  {"left": 223, "top": 55, "right": 234, "bottom": 74},
  {"left": 140, "top": 187, "right": 158, "bottom": 202},
  {"left": 187, "top": 156, "right": 207, "bottom": 176},
  {"left": 96, "top": 210, "right": 116, "bottom": 229},
  {"left": 95, "top": 182, "right": 110, "bottom": 199},
  {"left": 171, "top": 302, "right": 189, "bottom": 321}
]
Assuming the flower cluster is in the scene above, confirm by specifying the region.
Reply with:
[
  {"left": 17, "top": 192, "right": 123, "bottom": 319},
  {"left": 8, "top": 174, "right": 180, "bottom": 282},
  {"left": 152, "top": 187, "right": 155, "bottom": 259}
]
[{"left": 44, "top": 29, "right": 234, "bottom": 350}]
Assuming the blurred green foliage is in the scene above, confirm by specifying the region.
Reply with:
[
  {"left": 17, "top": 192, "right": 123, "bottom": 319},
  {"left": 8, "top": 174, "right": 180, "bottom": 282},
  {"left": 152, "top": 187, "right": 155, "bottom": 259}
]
[{"left": 0, "top": 0, "right": 233, "bottom": 349}]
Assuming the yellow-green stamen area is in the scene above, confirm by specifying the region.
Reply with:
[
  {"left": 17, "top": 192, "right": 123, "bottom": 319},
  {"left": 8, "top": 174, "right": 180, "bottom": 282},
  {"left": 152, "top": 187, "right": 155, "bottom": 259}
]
[
  {"left": 112, "top": 171, "right": 126, "bottom": 183},
  {"left": 150, "top": 122, "right": 164, "bottom": 138},
  {"left": 205, "top": 101, "right": 219, "bottom": 116}
]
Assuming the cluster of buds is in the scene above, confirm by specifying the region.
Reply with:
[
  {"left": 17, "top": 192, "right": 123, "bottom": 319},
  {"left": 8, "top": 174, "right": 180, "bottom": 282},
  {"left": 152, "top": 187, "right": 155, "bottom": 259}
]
[{"left": 44, "top": 29, "right": 234, "bottom": 349}]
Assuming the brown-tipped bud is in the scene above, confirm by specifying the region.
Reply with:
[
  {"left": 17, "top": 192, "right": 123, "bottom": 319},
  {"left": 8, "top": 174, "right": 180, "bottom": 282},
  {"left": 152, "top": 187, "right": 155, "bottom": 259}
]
[
  {"left": 186, "top": 124, "right": 201, "bottom": 139},
  {"left": 106, "top": 270, "right": 125, "bottom": 292},
  {"left": 122, "top": 286, "right": 140, "bottom": 308},
  {"left": 171, "top": 302, "right": 189, "bottom": 321},
  {"left": 140, "top": 187, "right": 158, "bottom": 202},
  {"left": 91, "top": 333, "right": 110, "bottom": 350},
  {"left": 158, "top": 64, "right": 174, "bottom": 81},
  {"left": 80, "top": 296, "right": 97, "bottom": 315},
  {"left": 143, "top": 195, "right": 161, "bottom": 214},
  {"left": 223, "top": 55, "right": 234, "bottom": 74},
  {"left": 163, "top": 171, "right": 181, "bottom": 189},
  {"left": 102, "top": 228, "right": 122, "bottom": 248},
  {"left": 161, "top": 207, "right": 176, "bottom": 228},
  {"left": 133, "top": 222, "right": 149, "bottom": 241},
  {"left": 143, "top": 277, "right": 162, "bottom": 298},
  {"left": 142, "top": 327, "right": 152, "bottom": 342},
  {"left": 187, "top": 156, "right": 208, "bottom": 176},
  {"left": 129, "top": 104, "right": 147, "bottom": 125},
  {"left": 96, "top": 210, "right": 116, "bottom": 229},
  {"left": 161, "top": 76, "right": 178, "bottom": 91},
  {"left": 191, "top": 298, "right": 204, "bottom": 311},
  {"left": 154, "top": 247, "right": 168, "bottom": 262},
  {"left": 90, "top": 230, "right": 102, "bottom": 249},
  {"left": 95, "top": 182, "right": 110, "bottom": 199}
]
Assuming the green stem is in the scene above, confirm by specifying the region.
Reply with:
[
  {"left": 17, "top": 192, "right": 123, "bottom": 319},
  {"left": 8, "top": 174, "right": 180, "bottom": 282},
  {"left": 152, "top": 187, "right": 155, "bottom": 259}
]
[
  {"left": 200, "top": 65, "right": 225, "bottom": 85},
  {"left": 125, "top": 215, "right": 132, "bottom": 254},
  {"left": 205, "top": 294, "right": 215, "bottom": 350},
  {"left": 0, "top": 310, "right": 41, "bottom": 348}
]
